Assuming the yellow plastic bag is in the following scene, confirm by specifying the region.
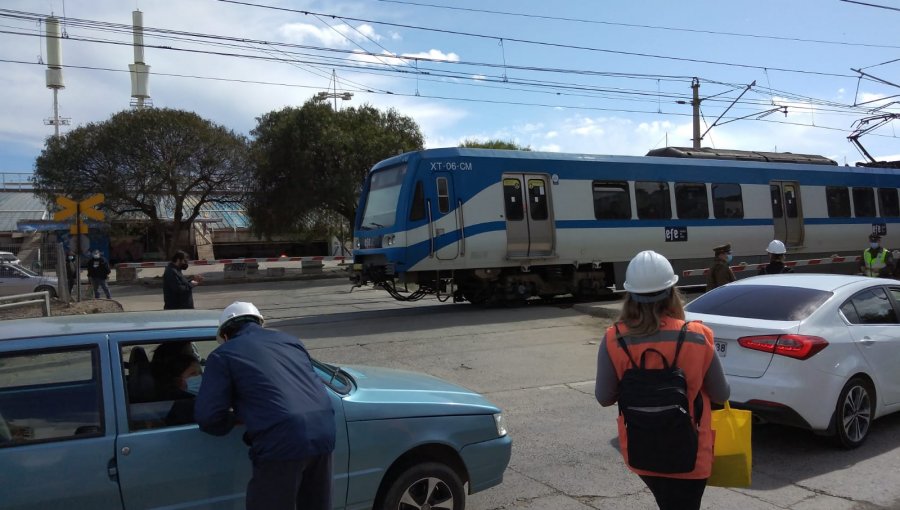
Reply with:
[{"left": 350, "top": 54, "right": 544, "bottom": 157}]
[{"left": 708, "top": 401, "right": 752, "bottom": 487}]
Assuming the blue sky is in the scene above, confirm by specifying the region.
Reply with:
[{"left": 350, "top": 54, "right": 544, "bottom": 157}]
[{"left": 1, "top": 0, "right": 899, "bottom": 172}]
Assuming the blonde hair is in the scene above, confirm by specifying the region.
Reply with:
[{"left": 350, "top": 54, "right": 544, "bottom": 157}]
[{"left": 617, "top": 288, "right": 686, "bottom": 337}]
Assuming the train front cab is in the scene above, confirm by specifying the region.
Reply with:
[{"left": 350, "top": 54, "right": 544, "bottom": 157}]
[{"left": 352, "top": 159, "right": 412, "bottom": 290}]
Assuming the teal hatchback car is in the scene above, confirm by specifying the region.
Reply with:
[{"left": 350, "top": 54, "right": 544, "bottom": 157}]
[{"left": 0, "top": 310, "right": 510, "bottom": 509}]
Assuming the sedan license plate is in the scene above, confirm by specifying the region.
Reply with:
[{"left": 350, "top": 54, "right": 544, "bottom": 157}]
[{"left": 714, "top": 340, "right": 727, "bottom": 357}]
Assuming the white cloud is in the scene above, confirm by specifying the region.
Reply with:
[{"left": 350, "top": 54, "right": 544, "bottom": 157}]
[
  {"left": 472, "top": 74, "right": 487, "bottom": 81},
  {"left": 545, "top": 131, "right": 558, "bottom": 139},
  {"left": 279, "top": 22, "right": 382, "bottom": 47},
  {"left": 538, "top": 143, "right": 561, "bottom": 152},
  {"left": 402, "top": 49, "right": 460, "bottom": 62}
]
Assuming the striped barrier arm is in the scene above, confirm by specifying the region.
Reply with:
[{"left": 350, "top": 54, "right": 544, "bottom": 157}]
[
  {"left": 681, "top": 255, "right": 861, "bottom": 277},
  {"left": 115, "top": 256, "right": 349, "bottom": 269}
]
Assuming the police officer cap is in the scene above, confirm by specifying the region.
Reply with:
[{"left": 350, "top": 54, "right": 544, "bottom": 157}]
[
  {"left": 713, "top": 243, "right": 732, "bottom": 254},
  {"left": 869, "top": 233, "right": 882, "bottom": 241}
]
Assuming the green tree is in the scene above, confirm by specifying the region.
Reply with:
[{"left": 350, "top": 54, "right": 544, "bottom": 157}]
[
  {"left": 248, "top": 100, "right": 424, "bottom": 237},
  {"left": 460, "top": 138, "right": 531, "bottom": 150},
  {"left": 33, "top": 108, "right": 249, "bottom": 258}
]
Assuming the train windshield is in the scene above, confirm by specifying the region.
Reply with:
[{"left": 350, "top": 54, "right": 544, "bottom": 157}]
[{"left": 359, "top": 164, "right": 407, "bottom": 230}]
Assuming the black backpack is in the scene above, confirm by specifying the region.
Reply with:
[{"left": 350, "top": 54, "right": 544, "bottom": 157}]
[{"left": 614, "top": 322, "right": 700, "bottom": 474}]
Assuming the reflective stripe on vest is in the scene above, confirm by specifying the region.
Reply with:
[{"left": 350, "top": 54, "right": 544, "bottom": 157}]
[
  {"left": 605, "top": 319, "right": 716, "bottom": 479},
  {"left": 863, "top": 249, "right": 887, "bottom": 277}
]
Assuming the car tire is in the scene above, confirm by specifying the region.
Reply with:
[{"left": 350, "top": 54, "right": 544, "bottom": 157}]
[
  {"left": 834, "top": 377, "right": 874, "bottom": 449},
  {"left": 35, "top": 285, "right": 57, "bottom": 299},
  {"left": 380, "top": 461, "right": 465, "bottom": 510}
]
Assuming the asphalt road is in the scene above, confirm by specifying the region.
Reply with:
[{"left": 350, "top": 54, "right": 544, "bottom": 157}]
[{"left": 116, "top": 279, "right": 900, "bottom": 510}]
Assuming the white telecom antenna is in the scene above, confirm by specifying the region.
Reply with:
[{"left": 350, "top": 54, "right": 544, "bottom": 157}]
[
  {"left": 129, "top": 10, "right": 152, "bottom": 108},
  {"left": 44, "top": 16, "right": 70, "bottom": 136}
]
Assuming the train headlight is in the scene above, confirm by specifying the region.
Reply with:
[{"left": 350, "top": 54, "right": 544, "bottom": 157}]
[
  {"left": 384, "top": 234, "right": 395, "bottom": 246},
  {"left": 354, "top": 237, "right": 361, "bottom": 249}
]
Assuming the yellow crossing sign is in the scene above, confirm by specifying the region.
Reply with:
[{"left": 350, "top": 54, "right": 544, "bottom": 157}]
[{"left": 53, "top": 194, "right": 105, "bottom": 234}]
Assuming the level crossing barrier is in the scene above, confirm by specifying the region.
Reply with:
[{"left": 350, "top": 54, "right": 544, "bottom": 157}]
[{"left": 681, "top": 255, "right": 862, "bottom": 277}]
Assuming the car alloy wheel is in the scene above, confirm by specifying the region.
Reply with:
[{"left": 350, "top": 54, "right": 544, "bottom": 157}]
[
  {"left": 382, "top": 461, "right": 464, "bottom": 510},
  {"left": 835, "top": 377, "right": 873, "bottom": 449}
]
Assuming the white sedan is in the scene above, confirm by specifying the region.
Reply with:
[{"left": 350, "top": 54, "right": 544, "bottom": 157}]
[
  {"left": 685, "top": 274, "right": 900, "bottom": 448},
  {"left": 0, "top": 263, "right": 58, "bottom": 298}
]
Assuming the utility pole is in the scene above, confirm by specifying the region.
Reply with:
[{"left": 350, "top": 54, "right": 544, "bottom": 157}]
[
  {"left": 314, "top": 70, "right": 353, "bottom": 110},
  {"left": 691, "top": 78, "right": 701, "bottom": 149}
]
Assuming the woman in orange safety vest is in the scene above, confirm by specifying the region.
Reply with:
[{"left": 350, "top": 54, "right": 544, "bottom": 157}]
[{"left": 595, "top": 250, "right": 730, "bottom": 510}]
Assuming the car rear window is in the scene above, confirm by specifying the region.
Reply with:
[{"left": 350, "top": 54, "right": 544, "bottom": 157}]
[{"left": 686, "top": 285, "right": 833, "bottom": 321}]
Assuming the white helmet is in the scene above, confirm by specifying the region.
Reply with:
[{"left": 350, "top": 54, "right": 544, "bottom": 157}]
[
  {"left": 766, "top": 240, "right": 787, "bottom": 255},
  {"left": 216, "top": 301, "right": 264, "bottom": 340},
  {"left": 623, "top": 250, "right": 679, "bottom": 295}
]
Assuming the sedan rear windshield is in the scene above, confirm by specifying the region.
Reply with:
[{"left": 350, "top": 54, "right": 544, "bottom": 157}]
[{"left": 686, "top": 285, "right": 833, "bottom": 321}]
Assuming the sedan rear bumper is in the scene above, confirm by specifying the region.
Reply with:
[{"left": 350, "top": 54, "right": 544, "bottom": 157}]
[{"left": 726, "top": 360, "right": 847, "bottom": 431}]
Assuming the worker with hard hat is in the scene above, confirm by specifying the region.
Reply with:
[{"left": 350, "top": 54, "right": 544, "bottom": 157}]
[
  {"left": 705, "top": 243, "right": 736, "bottom": 292},
  {"left": 195, "top": 302, "right": 336, "bottom": 510},
  {"left": 758, "top": 240, "right": 793, "bottom": 275},
  {"left": 595, "top": 250, "right": 730, "bottom": 510},
  {"left": 860, "top": 233, "right": 893, "bottom": 277}
]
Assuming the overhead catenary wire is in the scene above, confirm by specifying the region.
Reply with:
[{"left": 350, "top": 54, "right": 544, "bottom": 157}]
[
  {"left": 0, "top": 8, "right": 881, "bottom": 117},
  {"left": 213, "top": 0, "right": 860, "bottom": 79},
  {"left": 1, "top": 7, "right": 895, "bottom": 142},
  {"left": 1, "top": 57, "right": 892, "bottom": 140},
  {"left": 373, "top": 0, "right": 900, "bottom": 51}
]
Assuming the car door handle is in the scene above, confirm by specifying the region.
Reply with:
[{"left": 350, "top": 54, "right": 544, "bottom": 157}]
[{"left": 860, "top": 337, "right": 875, "bottom": 346}]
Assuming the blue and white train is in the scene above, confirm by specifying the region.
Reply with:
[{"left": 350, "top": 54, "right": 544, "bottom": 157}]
[{"left": 351, "top": 146, "right": 899, "bottom": 303}]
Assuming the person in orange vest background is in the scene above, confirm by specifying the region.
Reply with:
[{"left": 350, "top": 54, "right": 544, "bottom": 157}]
[{"left": 595, "top": 250, "right": 730, "bottom": 510}]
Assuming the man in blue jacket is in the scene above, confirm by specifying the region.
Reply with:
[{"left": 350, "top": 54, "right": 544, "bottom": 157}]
[{"left": 195, "top": 301, "right": 336, "bottom": 510}]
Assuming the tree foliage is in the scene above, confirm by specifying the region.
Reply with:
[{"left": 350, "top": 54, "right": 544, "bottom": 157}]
[
  {"left": 248, "top": 100, "right": 424, "bottom": 237},
  {"left": 460, "top": 138, "right": 531, "bottom": 151},
  {"left": 33, "top": 108, "right": 249, "bottom": 258}
]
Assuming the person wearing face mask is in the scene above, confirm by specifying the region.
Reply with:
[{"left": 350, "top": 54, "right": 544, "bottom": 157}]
[
  {"left": 860, "top": 233, "right": 894, "bottom": 277},
  {"left": 163, "top": 249, "right": 203, "bottom": 309},
  {"left": 705, "top": 243, "right": 736, "bottom": 292},
  {"left": 86, "top": 249, "right": 112, "bottom": 299},
  {"left": 64, "top": 252, "right": 79, "bottom": 300},
  {"left": 151, "top": 341, "right": 203, "bottom": 426}
]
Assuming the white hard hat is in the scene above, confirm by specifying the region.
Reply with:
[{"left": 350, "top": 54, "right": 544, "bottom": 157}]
[
  {"left": 766, "top": 240, "right": 787, "bottom": 255},
  {"left": 216, "top": 301, "right": 264, "bottom": 340},
  {"left": 623, "top": 250, "right": 679, "bottom": 295}
]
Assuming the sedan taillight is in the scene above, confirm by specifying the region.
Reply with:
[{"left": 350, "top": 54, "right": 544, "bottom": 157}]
[{"left": 737, "top": 334, "right": 828, "bottom": 360}]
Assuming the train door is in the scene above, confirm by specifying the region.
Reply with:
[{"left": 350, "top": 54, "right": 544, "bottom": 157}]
[
  {"left": 502, "top": 174, "right": 555, "bottom": 258},
  {"left": 770, "top": 181, "right": 804, "bottom": 247},
  {"left": 433, "top": 172, "right": 459, "bottom": 260}
]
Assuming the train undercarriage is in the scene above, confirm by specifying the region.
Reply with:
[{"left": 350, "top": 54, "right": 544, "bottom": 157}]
[{"left": 351, "top": 260, "right": 614, "bottom": 305}]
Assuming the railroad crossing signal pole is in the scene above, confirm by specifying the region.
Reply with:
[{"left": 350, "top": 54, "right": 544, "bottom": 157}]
[{"left": 54, "top": 194, "right": 105, "bottom": 302}]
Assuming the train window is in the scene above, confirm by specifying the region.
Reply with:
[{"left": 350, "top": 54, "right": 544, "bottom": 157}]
[
  {"left": 436, "top": 177, "right": 450, "bottom": 214},
  {"left": 635, "top": 181, "right": 672, "bottom": 220},
  {"left": 503, "top": 178, "right": 524, "bottom": 221},
  {"left": 852, "top": 187, "right": 876, "bottom": 217},
  {"left": 783, "top": 185, "right": 799, "bottom": 218},
  {"left": 826, "top": 187, "right": 851, "bottom": 217},
  {"left": 527, "top": 179, "right": 549, "bottom": 220},
  {"left": 712, "top": 183, "right": 744, "bottom": 219},
  {"left": 878, "top": 188, "right": 900, "bottom": 217},
  {"left": 675, "top": 183, "right": 709, "bottom": 219},
  {"left": 592, "top": 181, "right": 631, "bottom": 219},
  {"left": 409, "top": 181, "right": 426, "bottom": 221},
  {"left": 770, "top": 185, "right": 783, "bottom": 218}
]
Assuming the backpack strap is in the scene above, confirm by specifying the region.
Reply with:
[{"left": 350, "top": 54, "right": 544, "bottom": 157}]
[
  {"left": 671, "top": 321, "right": 692, "bottom": 369},
  {"left": 613, "top": 323, "right": 640, "bottom": 369}
]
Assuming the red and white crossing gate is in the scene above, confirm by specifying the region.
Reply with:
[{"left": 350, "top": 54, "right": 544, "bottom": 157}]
[
  {"left": 681, "top": 255, "right": 862, "bottom": 278},
  {"left": 115, "top": 256, "right": 349, "bottom": 269}
]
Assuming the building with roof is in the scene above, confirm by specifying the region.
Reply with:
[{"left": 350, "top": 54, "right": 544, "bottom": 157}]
[{"left": 0, "top": 173, "right": 326, "bottom": 266}]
